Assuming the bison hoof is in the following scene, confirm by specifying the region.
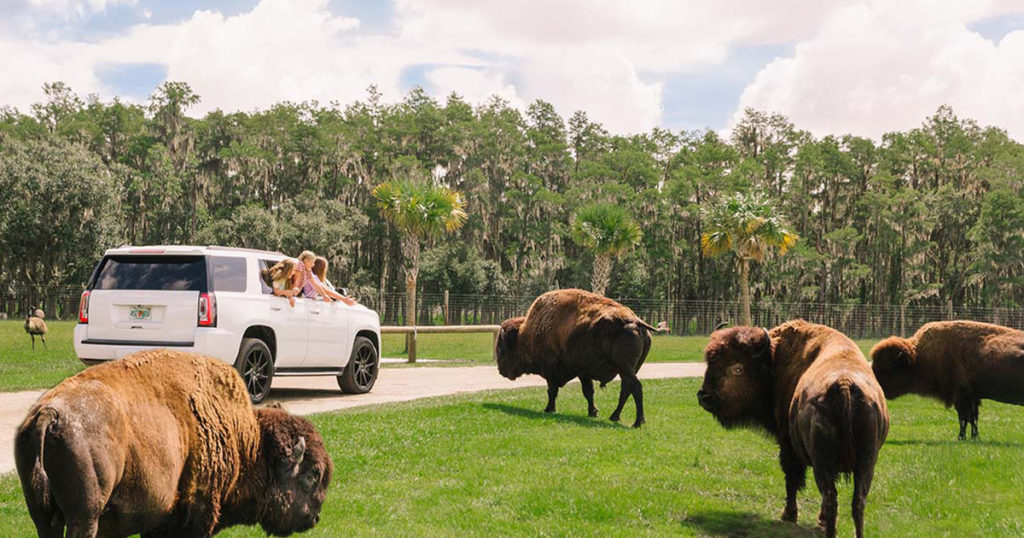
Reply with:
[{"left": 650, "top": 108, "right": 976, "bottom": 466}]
[
  {"left": 544, "top": 407, "right": 556, "bottom": 414},
  {"left": 780, "top": 507, "right": 797, "bottom": 523},
  {"left": 631, "top": 419, "right": 645, "bottom": 428},
  {"left": 609, "top": 413, "right": 621, "bottom": 422},
  {"left": 588, "top": 408, "right": 599, "bottom": 418}
]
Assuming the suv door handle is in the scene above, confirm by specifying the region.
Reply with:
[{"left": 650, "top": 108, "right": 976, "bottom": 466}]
[{"left": 270, "top": 305, "right": 282, "bottom": 311}]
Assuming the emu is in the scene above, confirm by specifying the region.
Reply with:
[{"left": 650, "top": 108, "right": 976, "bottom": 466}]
[{"left": 24, "top": 307, "right": 47, "bottom": 350}]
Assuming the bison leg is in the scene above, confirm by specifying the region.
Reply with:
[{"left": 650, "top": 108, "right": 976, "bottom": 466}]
[
  {"left": 580, "top": 377, "right": 598, "bottom": 417},
  {"left": 41, "top": 335, "right": 46, "bottom": 349},
  {"left": 970, "top": 399, "right": 980, "bottom": 439},
  {"left": 608, "top": 381, "right": 629, "bottom": 423},
  {"left": 628, "top": 376, "right": 645, "bottom": 428},
  {"left": 851, "top": 464, "right": 875, "bottom": 538},
  {"left": 545, "top": 381, "right": 559, "bottom": 413},
  {"left": 954, "top": 391, "right": 975, "bottom": 440},
  {"left": 812, "top": 467, "right": 839, "bottom": 538},
  {"left": 31, "top": 334, "right": 35, "bottom": 350},
  {"left": 609, "top": 372, "right": 644, "bottom": 428},
  {"left": 779, "top": 445, "right": 806, "bottom": 523}
]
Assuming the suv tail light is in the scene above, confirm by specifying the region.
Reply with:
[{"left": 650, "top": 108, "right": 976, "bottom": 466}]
[
  {"left": 198, "top": 292, "right": 217, "bottom": 327},
  {"left": 79, "top": 291, "right": 90, "bottom": 324}
]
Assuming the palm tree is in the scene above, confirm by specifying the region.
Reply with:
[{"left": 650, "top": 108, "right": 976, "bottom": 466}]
[
  {"left": 701, "top": 192, "right": 798, "bottom": 326},
  {"left": 372, "top": 179, "right": 467, "bottom": 361},
  {"left": 571, "top": 203, "right": 643, "bottom": 296}
]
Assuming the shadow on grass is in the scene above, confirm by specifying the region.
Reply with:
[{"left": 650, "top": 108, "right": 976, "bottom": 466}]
[
  {"left": 481, "top": 403, "right": 625, "bottom": 429},
  {"left": 682, "top": 510, "right": 819, "bottom": 537},
  {"left": 886, "top": 438, "right": 1023, "bottom": 448}
]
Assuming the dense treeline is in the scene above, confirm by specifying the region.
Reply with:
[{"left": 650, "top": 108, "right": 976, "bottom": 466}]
[{"left": 2, "top": 81, "right": 1023, "bottom": 314}]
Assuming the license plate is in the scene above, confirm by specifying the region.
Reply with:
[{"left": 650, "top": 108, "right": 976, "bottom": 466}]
[{"left": 129, "top": 306, "right": 152, "bottom": 321}]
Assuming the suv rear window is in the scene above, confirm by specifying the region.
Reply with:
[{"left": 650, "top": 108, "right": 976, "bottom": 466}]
[
  {"left": 210, "top": 256, "right": 248, "bottom": 292},
  {"left": 93, "top": 255, "right": 207, "bottom": 291}
]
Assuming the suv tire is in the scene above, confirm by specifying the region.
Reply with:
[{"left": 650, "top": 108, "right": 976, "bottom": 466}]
[
  {"left": 234, "top": 338, "right": 275, "bottom": 403},
  {"left": 338, "top": 336, "right": 378, "bottom": 394}
]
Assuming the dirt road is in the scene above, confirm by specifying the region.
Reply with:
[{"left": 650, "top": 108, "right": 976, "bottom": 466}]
[{"left": 0, "top": 362, "right": 706, "bottom": 474}]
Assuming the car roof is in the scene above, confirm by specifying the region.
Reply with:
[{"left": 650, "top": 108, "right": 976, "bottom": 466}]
[{"left": 103, "top": 245, "right": 287, "bottom": 257}]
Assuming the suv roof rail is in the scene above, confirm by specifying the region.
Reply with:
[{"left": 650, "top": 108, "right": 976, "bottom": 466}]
[{"left": 207, "top": 245, "right": 286, "bottom": 256}]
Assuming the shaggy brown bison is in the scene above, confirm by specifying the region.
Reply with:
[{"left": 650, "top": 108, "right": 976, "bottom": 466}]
[
  {"left": 495, "top": 289, "right": 655, "bottom": 428},
  {"left": 15, "top": 350, "right": 332, "bottom": 538},
  {"left": 871, "top": 320, "right": 1024, "bottom": 440},
  {"left": 698, "top": 321, "right": 889, "bottom": 538}
]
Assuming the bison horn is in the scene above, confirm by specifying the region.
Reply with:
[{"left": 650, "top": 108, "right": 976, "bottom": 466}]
[
  {"left": 293, "top": 437, "right": 306, "bottom": 466},
  {"left": 758, "top": 327, "right": 772, "bottom": 356}
]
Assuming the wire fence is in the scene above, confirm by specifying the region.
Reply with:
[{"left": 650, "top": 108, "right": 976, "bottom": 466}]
[
  {"left": 361, "top": 292, "right": 1024, "bottom": 340},
  {"left": 5, "top": 286, "right": 1024, "bottom": 340}
]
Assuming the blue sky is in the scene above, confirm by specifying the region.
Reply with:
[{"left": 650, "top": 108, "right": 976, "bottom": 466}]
[{"left": 3, "top": 1, "right": 1024, "bottom": 138}]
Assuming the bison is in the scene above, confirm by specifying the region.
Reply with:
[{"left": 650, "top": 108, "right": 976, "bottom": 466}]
[
  {"left": 697, "top": 321, "right": 889, "bottom": 538},
  {"left": 15, "top": 350, "right": 332, "bottom": 538},
  {"left": 495, "top": 289, "right": 655, "bottom": 428},
  {"left": 871, "top": 320, "right": 1024, "bottom": 440}
]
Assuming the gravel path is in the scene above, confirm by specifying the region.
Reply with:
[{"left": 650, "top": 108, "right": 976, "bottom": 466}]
[{"left": 0, "top": 362, "right": 706, "bottom": 474}]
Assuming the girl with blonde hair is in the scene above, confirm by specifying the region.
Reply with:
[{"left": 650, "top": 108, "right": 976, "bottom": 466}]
[{"left": 261, "top": 259, "right": 299, "bottom": 307}]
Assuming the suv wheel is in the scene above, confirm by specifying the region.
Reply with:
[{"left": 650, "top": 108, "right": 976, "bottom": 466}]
[
  {"left": 338, "top": 336, "right": 378, "bottom": 394},
  {"left": 234, "top": 338, "right": 275, "bottom": 403}
]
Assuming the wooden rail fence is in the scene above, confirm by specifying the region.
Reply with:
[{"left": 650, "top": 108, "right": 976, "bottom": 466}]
[{"left": 380, "top": 325, "right": 502, "bottom": 363}]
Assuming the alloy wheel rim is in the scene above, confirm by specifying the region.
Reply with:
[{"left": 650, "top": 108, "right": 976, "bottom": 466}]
[
  {"left": 244, "top": 348, "right": 271, "bottom": 399},
  {"left": 353, "top": 344, "right": 377, "bottom": 389}
]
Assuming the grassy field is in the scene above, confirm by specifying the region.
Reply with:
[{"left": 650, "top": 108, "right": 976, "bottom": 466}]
[
  {"left": 0, "top": 321, "right": 880, "bottom": 391},
  {"left": 0, "top": 320, "right": 83, "bottom": 392},
  {"left": 380, "top": 332, "right": 878, "bottom": 366},
  {"left": 3, "top": 378, "right": 1023, "bottom": 536}
]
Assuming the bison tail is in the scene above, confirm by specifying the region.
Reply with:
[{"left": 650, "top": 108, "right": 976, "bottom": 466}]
[
  {"left": 634, "top": 319, "right": 658, "bottom": 333},
  {"left": 826, "top": 382, "right": 857, "bottom": 476},
  {"left": 27, "top": 408, "right": 58, "bottom": 513}
]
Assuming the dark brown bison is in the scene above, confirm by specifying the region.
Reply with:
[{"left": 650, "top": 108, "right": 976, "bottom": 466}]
[
  {"left": 871, "top": 320, "right": 1024, "bottom": 440},
  {"left": 697, "top": 321, "right": 889, "bottom": 538},
  {"left": 495, "top": 289, "right": 655, "bottom": 428},
  {"left": 15, "top": 350, "right": 332, "bottom": 538}
]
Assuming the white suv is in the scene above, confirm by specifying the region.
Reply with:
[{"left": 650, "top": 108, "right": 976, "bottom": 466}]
[{"left": 74, "top": 245, "right": 381, "bottom": 403}]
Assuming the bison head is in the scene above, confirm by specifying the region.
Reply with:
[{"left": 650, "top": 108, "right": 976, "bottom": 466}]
[
  {"left": 256, "top": 409, "right": 333, "bottom": 537},
  {"left": 870, "top": 336, "right": 916, "bottom": 398},
  {"left": 496, "top": 317, "right": 526, "bottom": 379},
  {"left": 697, "top": 326, "right": 775, "bottom": 432}
]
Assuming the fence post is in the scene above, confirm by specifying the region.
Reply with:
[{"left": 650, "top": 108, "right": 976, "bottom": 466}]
[
  {"left": 444, "top": 290, "right": 449, "bottom": 325},
  {"left": 408, "top": 327, "right": 417, "bottom": 363},
  {"left": 900, "top": 303, "right": 905, "bottom": 338}
]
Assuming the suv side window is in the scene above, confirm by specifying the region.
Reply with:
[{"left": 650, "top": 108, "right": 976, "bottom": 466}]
[
  {"left": 210, "top": 256, "right": 248, "bottom": 293},
  {"left": 258, "top": 259, "right": 276, "bottom": 295}
]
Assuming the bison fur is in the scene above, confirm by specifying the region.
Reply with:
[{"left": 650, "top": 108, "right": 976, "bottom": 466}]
[
  {"left": 871, "top": 320, "right": 1024, "bottom": 440},
  {"left": 495, "top": 289, "right": 655, "bottom": 428},
  {"left": 698, "top": 321, "right": 889, "bottom": 538},
  {"left": 15, "top": 350, "right": 332, "bottom": 538}
]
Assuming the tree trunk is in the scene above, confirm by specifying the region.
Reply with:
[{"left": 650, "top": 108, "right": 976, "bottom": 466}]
[
  {"left": 592, "top": 253, "right": 612, "bottom": 296},
  {"left": 401, "top": 237, "right": 420, "bottom": 363},
  {"left": 739, "top": 258, "right": 752, "bottom": 326}
]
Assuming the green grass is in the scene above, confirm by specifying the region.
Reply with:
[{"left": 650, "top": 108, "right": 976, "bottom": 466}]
[
  {"left": 3, "top": 378, "right": 1023, "bottom": 536},
  {"left": 0, "top": 321, "right": 883, "bottom": 390},
  {"left": 0, "top": 321, "right": 83, "bottom": 392},
  {"left": 381, "top": 333, "right": 715, "bottom": 365},
  {"left": 381, "top": 333, "right": 879, "bottom": 366}
]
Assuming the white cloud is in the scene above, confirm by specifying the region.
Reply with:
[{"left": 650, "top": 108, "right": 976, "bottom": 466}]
[
  {"left": 426, "top": 66, "right": 526, "bottom": 109},
  {"left": 734, "top": 0, "right": 1024, "bottom": 140},
  {"left": 2, "top": 0, "right": 1023, "bottom": 138},
  {"left": 28, "top": 0, "right": 136, "bottom": 17},
  {"left": 0, "top": 0, "right": 474, "bottom": 115}
]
